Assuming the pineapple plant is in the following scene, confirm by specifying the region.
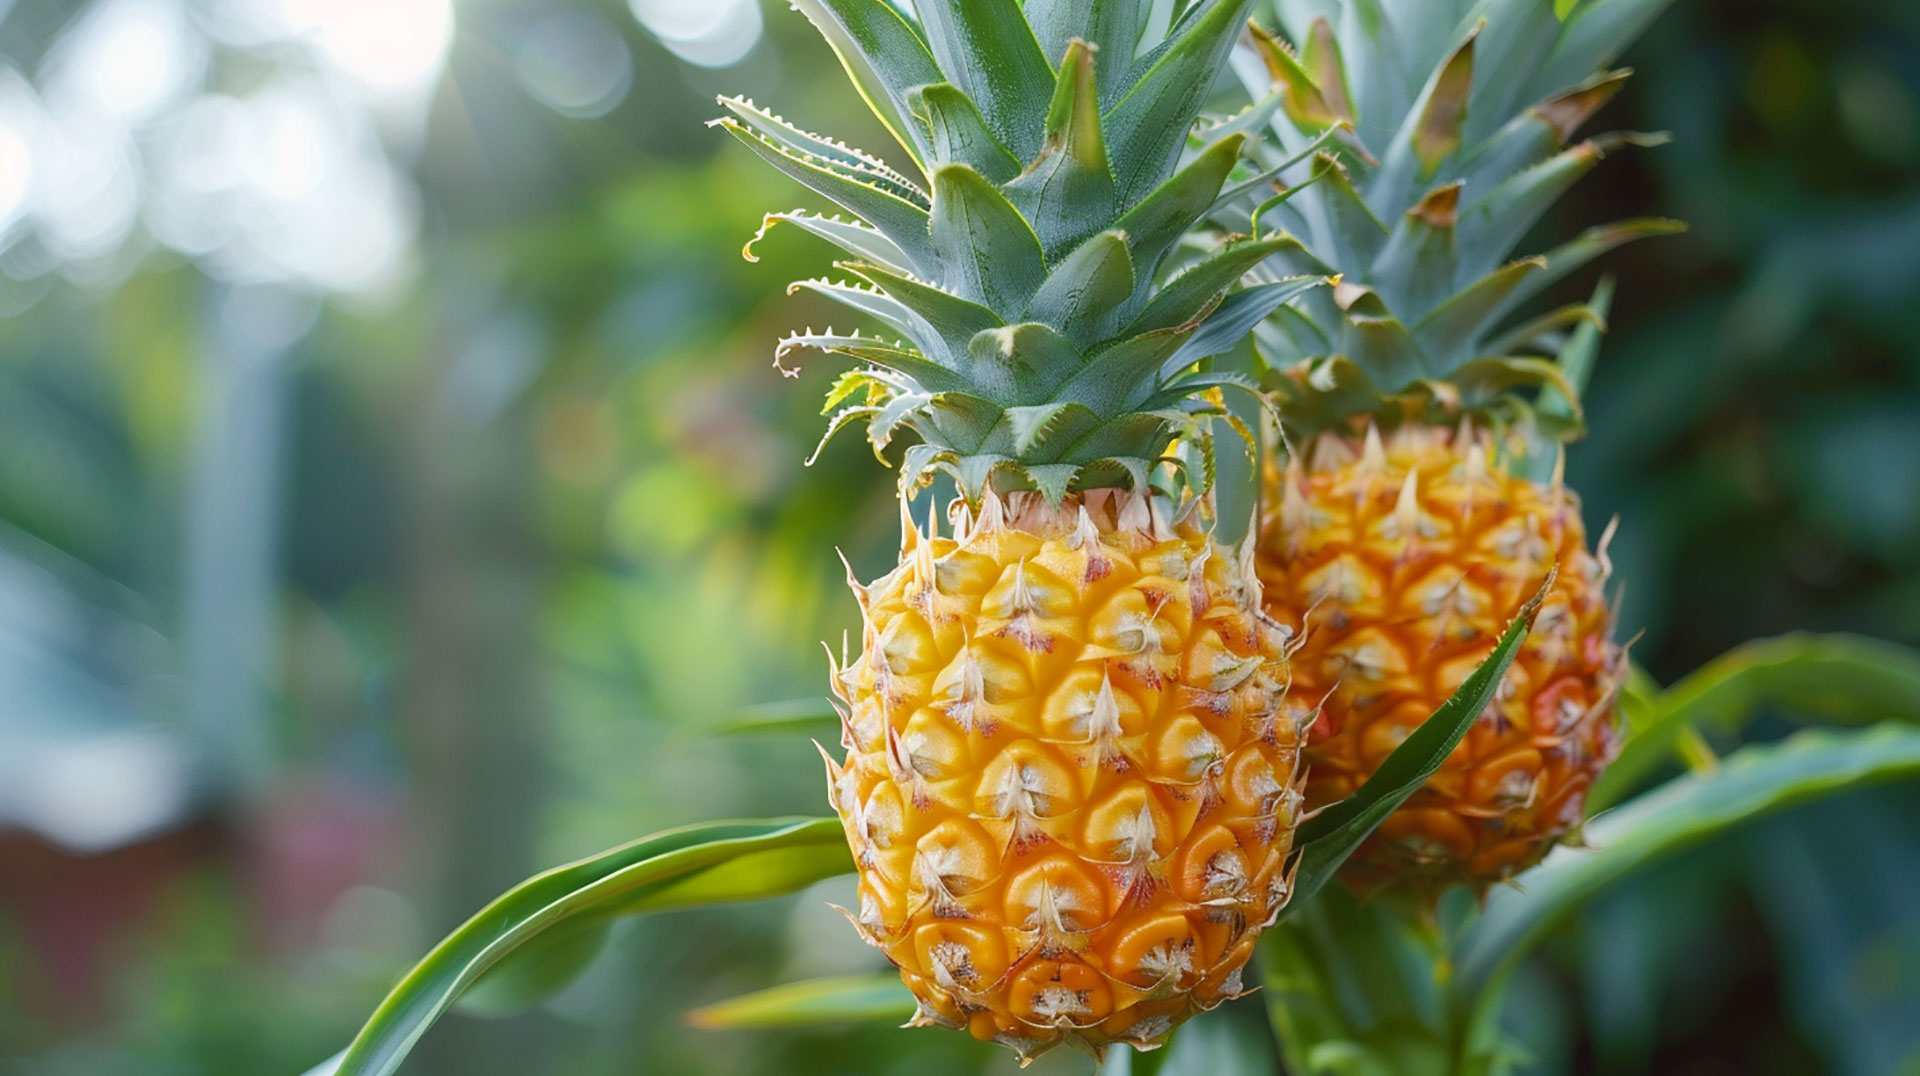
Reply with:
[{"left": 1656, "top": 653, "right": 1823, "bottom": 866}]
[
  {"left": 314, "top": 5, "right": 1920, "bottom": 1076},
  {"left": 711, "top": 0, "right": 1314, "bottom": 1060},
  {"left": 1221, "top": 0, "right": 1687, "bottom": 895}
]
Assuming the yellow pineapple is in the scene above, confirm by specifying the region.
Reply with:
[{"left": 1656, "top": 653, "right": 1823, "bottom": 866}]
[
  {"left": 1221, "top": 3, "right": 1682, "bottom": 892},
  {"left": 830, "top": 490, "right": 1300, "bottom": 1057},
  {"left": 717, "top": 0, "right": 1316, "bottom": 1058}
]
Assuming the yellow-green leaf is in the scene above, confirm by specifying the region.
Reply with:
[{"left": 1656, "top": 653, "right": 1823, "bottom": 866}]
[{"left": 687, "top": 973, "right": 915, "bottom": 1029}]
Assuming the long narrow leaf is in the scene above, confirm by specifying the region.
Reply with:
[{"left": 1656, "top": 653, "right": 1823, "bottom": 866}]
[
  {"left": 328, "top": 818, "right": 851, "bottom": 1076},
  {"left": 1106, "top": 0, "right": 1258, "bottom": 200},
  {"left": 1447, "top": 725, "right": 1920, "bottom": 1058},
  {"left": 789, "top": 0, "right": 943, "bottom": 169},
  {"left": 687, "top": 973, "right": 914, "bottom": 1029},
  {"left": 1286, "top": 579, "right": 1549, "bottom": 906},
  {"left": 1591, "top": 632, "right": 1920, "bottom": 811},
  {"left": 712, "top": 697, "right": 842, "bottom": 738},
  {"left": 715, "top": 119, "right": 935, "bottom": 272}
]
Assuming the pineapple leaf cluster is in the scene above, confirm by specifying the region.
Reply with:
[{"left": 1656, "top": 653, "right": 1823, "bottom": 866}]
[
  {"left": 713, "top": 0, "right": 1322, "bottom": 504},
  {"left": 1224, "top": 0, "right": 1687, "bottom": 438}
]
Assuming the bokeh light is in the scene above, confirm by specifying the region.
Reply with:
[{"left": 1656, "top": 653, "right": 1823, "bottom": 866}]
[
  {"left": 628, "top": 0, "right": 763, "bottom": 68},
  {"left": 514, "top": 12, "right": 634, "bottom": 119}
]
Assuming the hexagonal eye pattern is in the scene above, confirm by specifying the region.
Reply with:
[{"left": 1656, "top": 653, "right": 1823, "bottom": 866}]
[
  {"left": 1258, "top": 426, "right": 1624, "bottom": 896},
  {"left": 827, "top": 494, "right": 1302, "bottom": 1060}
]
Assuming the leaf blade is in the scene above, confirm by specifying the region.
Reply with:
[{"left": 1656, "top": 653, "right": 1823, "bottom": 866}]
[
  {"left": 330, "top": 818, "right": 852, "bottom": 1076},
  {"left": 686, "top": 973, "right": 916, "bottom": 1029},
  {"left": 1448, "top": 725, "right": 1920, "bottom": 1054},
  {"left": 1591, "top": 633, "right": 1920, "bottom": 812}
]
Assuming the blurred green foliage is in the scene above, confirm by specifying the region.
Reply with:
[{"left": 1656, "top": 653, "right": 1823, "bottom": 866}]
[{"left": 0, "top": 0, "right": 1915, "bottom": 1074}]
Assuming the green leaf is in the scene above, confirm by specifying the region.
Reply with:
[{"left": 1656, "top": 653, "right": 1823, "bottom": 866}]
[
  {"left": 1343, "top": 312, "right": 1430, "bottom": 391},
  {"left": 1479, "top": 298, "right": 1608, "bottom": 366},
  {"left": 711, "top": 697, "right": 841, "bottom": 738},
  {"left": 1497, "top": 216, "right": 1686, "bottom": 314},
  {"left": 968, "top": 322, "right": 1085, "bottom": 401},
  {"left": 1304, "top": 153, "right": 1391, "bottom": 269},
  {"left": 454, "top": 919, "right": 611, "bottom": 1018},
  {"left": 1023, "top": 462, "right": 1082, "bottom": 505},
  {"left": 914, "top": 0, "right": 1056, "bottom": 161},
  {"left": 1368, "top": 183, "right": 1463, "bottom": 323},
  {"left": 1530, "top": 0, "right": 1682, "bottom": 107},
  {"left": 1412, "top": 257, "right": 1547, "bottom": 371},
  {"left": 1258, "top": 888, "right": 1453, "bottom": 1076},
  {"left": 786, "top": 278, "right": 942, "bottom": 362},
  {"left": 1455, "top": 70, "right": 1632, "bottom": 197},
  {"left": 686, "top": 973, "right": 915, "bottom": 1029},
  {"left": 1591, "top": 633, "right": 1920, "bottom": 812},
  {"left": 716, "top": 96, "right": 925, "bottom": 204},
  {"left": 715, "top": 118, "right": 934, "bottom": 272},
  {"left": 1027, "top": 229, "right": 1135, "bottom": 344},
  {"left": 1454, "top": 140, "right": 1609, "bottom": 278},
  {"left": 1163, "top": 277, "right": 1329, "bottom": 373},
  {"left": 908, "top": 83, "right": 1023, "bottom": 184},
  {"left": 1447, "top": 725, "right": 1920, "bottom": 1059},
  {"left": 1043, "top": 333, "right": 1181, "bottom": 424},
  {"left": 929, "top": 164, "right": 1048, "bottom": 313},
  {"left": 329, "top": 818, "right": 852, "bottom": 1076},
  {"left": 1287, "top": 581, "right": 1547, "bottom": 906},
  {"left": 999, "top": 401, "right": 1104, "bottom": 458},
  {"left": 1128, "top": 236, "right": 1297, "bottom": 336},
  {"left": 1114, "top": 134, "right": 1247, "bottom": 292},
  {"left": 1005, "top": 38, "right": 1116, "bottom": 258},
  {"left": 776, "top": 331, "right": 971, "bottom": 394},
  {"left": 1027, "top": 0, "right": 1141, "bottom": 107},
  {"left": 1106, "top": 0, "right": 1258, "bottom": 200},
  {"left": 788, "top": 0, "right": 943, "bottom": 170},
  {"left": 1246, "top": 20, "right": 1348, "bottom": 133},
  {"left": 1525, "top": 276, "right": 1612, "bottom": 445},
  {"left": 848, "top": 262, "right": 1004, "bottom": 344},
  {"left": 1448, "top": 355, "right": 1583, "bottom": 413},
  {"left": 743, "top": 210, "right": 911, "bottom": 274}
]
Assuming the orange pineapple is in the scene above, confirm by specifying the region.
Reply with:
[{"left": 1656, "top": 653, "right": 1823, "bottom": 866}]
[
  {"left": 1220, "top": 5, "right": 1676, "bottom": 892},
  {"left": 1259, "top": 424, "right": 1621, "bottom": 893}
]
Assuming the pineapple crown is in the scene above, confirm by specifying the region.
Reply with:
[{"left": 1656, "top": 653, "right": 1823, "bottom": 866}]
[
  {"left": 1224, "top": 0, "right": 1687, "bottom": 441},
  {"left": 714, "top": 0, "right": 1323, "bottom": 506}
]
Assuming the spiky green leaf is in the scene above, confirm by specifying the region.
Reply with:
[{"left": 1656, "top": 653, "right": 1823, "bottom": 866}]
[
  {"left": 908, "top": 83, "right": 1024, "bottom": 184},
  {"left": 929, "top": 164, "right": 1048, "bottom": 313},
  {"left": 915, "top": 0, "right": 1055, "bottom": 161},
  {"left": 714, "top": 118, "right": 934, "bottom": 271},
  {"left": 1106, "top": 0, "right": 1258, "bottom": 200},
  {"left": 1027, "top": 229, "right": 1135, "bottom": 344},
  {"left": 1005, "top": 39, "right": 1115, "bottom": 257},
  {"left": 788, "top": 0, "right": 944, "bottom": 168}
]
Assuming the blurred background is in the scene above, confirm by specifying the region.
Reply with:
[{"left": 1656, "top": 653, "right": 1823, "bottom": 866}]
[{"left": 0, "top": 0, "right": 1914, "bottom": 1074}]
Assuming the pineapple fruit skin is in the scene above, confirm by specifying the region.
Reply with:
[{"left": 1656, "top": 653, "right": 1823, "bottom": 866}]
[
  {"left": 1258, "top": 425, "right": 1624, "bottom": 895},
  {"left": 827, "top": 490, "right": 1304, "bottom": 1061}
]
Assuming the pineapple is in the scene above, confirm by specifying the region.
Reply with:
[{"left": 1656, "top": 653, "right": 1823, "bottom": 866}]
[
  {"left": 1221, "top": 0, "right": 1684, "bottom": 894},
  {"left": 1270, "top": 422, "right": 1621, "bottom": 894},
  {"left": 716, "top": 0, "right": 1313, "bottom": 1060}
]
